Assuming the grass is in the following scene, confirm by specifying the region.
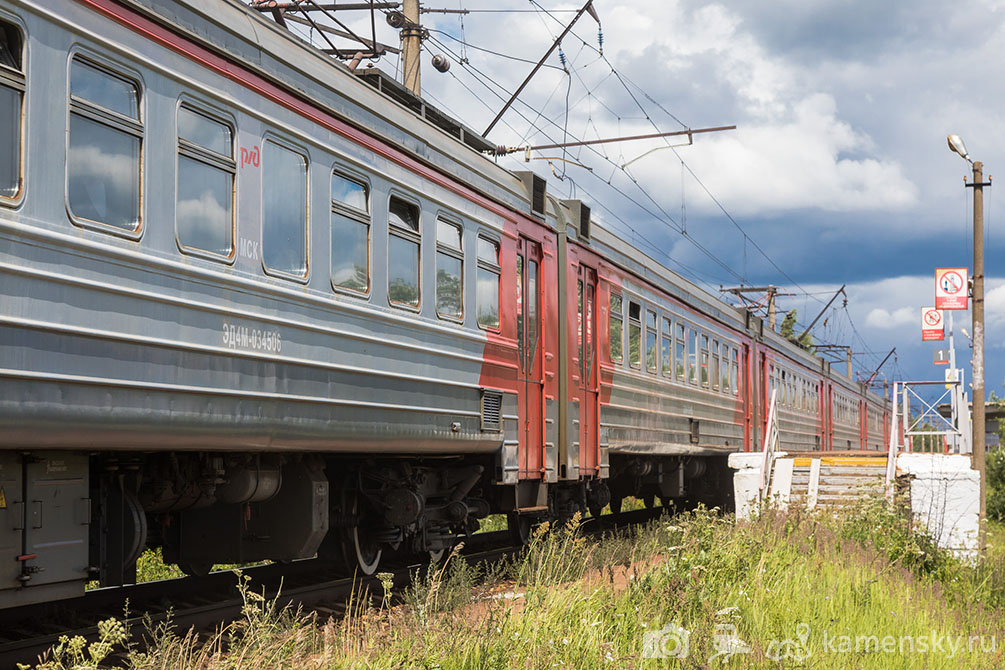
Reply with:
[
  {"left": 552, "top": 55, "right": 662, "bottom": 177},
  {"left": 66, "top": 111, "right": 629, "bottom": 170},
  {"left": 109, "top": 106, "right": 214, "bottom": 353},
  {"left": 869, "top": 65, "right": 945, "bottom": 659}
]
[{"left": 29, "top": 504, "right": 1005, "bottom": 669}]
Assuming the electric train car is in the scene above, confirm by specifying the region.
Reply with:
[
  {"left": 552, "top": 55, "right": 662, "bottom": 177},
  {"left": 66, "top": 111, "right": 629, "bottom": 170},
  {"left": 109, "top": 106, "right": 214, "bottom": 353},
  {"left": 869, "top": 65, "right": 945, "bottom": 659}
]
[{"left": 0, "top": 0, "right": 889, "bottom": 609}]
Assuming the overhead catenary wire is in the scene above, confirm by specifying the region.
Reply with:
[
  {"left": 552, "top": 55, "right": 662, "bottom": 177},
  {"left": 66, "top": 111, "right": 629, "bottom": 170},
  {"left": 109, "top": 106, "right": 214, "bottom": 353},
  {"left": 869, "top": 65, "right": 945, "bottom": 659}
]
[
  {"left": 525, "top": 0, "right": 828, "bottom": 307},
  {"left": 422, "top": 32, "right": 749, "bottom": 287}
]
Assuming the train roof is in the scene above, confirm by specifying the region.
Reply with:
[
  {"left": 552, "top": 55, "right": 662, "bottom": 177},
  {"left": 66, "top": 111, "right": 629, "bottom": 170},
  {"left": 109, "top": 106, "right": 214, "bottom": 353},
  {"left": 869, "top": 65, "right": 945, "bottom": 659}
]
[{"left": 131, "top": 0, "right": 884, "bottom": 402}]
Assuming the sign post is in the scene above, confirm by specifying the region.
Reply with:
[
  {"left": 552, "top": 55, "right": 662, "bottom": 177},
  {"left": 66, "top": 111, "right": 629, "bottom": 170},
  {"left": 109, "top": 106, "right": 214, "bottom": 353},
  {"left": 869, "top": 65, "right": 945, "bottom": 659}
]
[
  {"left": 935, "top": 268, "right": 969, "bottom": 310},
  {"left": 921, "top": 307, "right": 945, "bottom": 341}
]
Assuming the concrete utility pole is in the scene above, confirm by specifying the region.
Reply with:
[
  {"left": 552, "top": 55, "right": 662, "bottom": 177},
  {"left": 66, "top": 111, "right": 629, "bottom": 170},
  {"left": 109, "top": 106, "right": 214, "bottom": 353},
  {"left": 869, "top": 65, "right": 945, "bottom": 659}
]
[
  {"left": 971, "top": 159, "right": 987, "bottom": 547},
  {"left": 948, "top": 133, "right": 988, "bottom": 550},
  {"left": 402, "top": 0, "right": 421, "bottom": 95},
  {"left": 767, "top": 286, "right": 778, "bottom": 331},
  {"left": 721, "top": 285, "right": 791, "bottom": 331}
]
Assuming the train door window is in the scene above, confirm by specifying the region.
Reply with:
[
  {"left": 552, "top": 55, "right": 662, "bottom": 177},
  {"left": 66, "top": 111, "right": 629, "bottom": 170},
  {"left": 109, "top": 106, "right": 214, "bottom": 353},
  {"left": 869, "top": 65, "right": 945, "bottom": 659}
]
[
  {"left": 577, "top": 278, "right": 584, "bottom": 366},
  {"left": 387, "top": 195, "right": 420, "bottom": 308},
  {"left": 262, "top": 139, "right": 307, "bottom": 277},
  {"left": 700, "top": 335, "right": 710, "bottom": 388},
  {"left": 176, "top": 105, "right": 235, "bottom": 258},
  {"left": 675, "top": 323, "right": 685, "bottom": 381},
  {"left": 609, "top": 292, "right": 623, "bottom": 363},
  {"left": 524, "top": 254, "right": 539, "bottom": 371},
  {"left": 476, "top": 235, "right": 500, "bottom": 330},
  {"left": 67, "top": 57, "right": 142, "bottom": 233},
  {"left": 435, "top": 218, "right": 463, "bottom": 320},
  {"left": 711, "top": 340, "right": 720, "bottom": 390},
  {"left": 516, "top": 254, "right": 523, "bottom": 356},
  {"left": 627, "top": 301, "right": 641, "bottom": 369},
  {"left": 331, "top": 172, "right": 370, "bottom": 294},
  {"left": 661, "top": 318, "right": 672, "bottom": 377},
  {"left": 645, "top": 310, "right": 657, "bottom": 373},
  {"left": 0, "top": 20, "right": 23, "bottom": 203},
  {"left": 731, "top": 348, "right": 739, "bottom": 395},
  {"left": 688, "top": 328, "right": 698, "bottom": 384},
  {"left": 586, "top": 281, "right": 594, "bottom": 375}
]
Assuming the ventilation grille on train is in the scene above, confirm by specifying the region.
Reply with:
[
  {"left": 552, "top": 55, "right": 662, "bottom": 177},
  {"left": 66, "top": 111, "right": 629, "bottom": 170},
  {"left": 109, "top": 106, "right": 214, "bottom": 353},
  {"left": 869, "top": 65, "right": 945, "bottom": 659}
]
[
  {"left": 515, "top": 171, "right": 547, "bottom": 219},
  {"left": 578, "top": 202, "right": 591, "bottom": 240},
  {"left": 481, "top": 390, "right": 503, "bottom": 432},
  {"left": 561, "top": 199, "right": 591, "bottom": 241}
]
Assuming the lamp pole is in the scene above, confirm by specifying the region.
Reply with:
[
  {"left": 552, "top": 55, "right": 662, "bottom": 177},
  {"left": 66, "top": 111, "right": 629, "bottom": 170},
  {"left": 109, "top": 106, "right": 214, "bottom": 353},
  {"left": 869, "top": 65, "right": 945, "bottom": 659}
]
[
  {"left": 948, "top": 134, "right": 987, "bottom": 551},
  {"left": 970, "top": 159, "right": 987, "bottom": 550}
]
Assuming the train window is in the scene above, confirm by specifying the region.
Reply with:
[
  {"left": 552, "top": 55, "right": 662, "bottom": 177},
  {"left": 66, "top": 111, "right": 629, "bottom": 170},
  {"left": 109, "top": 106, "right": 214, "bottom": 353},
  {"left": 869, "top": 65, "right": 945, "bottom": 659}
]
[
  {"left": 721, "top": 345, "right": 730, "bottom": 392},
  {"left": 67, "top": 57, "right": 141, "bottom": 232},
  {"left": 0, "top": 21, "right": 23, "bottom": 202},
  {"left": 527, "top": 258, "right": 539, "bottom": 367},
  {"left": 176, "top": 106, "right": 235, "bottom": 258},
  {"left": 707, "top": 343, "right": 715, "bottom": 389},
  {"left": 661, "top": 318, "right": 672, "bottom": 377},
  {"left": 388, "top": 196, "right": 420, "bottom": 308},
  {"left": 435, "top": 218, "right": 463, "bottom": 320},
  {"left": 476, "top": 235, "right": 500, "bottom": 330},
  {"left": 332, "top": 172, "right": 370, "bottom": 294},
  {"left": 627, "top": 301, "right": 641, "bottom": 369},
  {"left": 262, "top": 140, "right": 308, "bottom": 277},
  {"left": 700, "top": 335, "right": 710, "bottom": 388},
  {"left": 675, "top": 323, "right": 685, "bottom": 381},
  {"left": 645, "top": 310, "right": 657, "bottom": 373},
  {"left": 577, "top": 279, "right": 583, "bottom": 366},
  {"left": 609, "top": 292, "right": 623, "bottom": 363},
  {"left": 332, "top": 172, "right": 368, "bottom": 211},
  {"left": 711, "top": 341, "right": 720, "bottom": 390},
  {"left": 688, "top": 329, "right": 698, "bottom": 384},
  {"left": 731, "top": 348, "right": 739, "bottom": 395}
]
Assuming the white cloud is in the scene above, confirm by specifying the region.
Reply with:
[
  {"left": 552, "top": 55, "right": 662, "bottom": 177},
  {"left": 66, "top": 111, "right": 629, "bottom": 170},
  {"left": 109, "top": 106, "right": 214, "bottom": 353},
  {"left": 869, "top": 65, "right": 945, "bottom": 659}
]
[{"left": 865, "top": 307, "right": 915, "bottom": 330}]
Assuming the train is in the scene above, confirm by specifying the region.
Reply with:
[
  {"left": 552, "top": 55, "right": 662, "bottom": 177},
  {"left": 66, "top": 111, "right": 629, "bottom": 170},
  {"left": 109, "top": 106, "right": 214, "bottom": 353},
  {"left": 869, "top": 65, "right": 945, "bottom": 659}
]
[{"left": 0, "top": 0, "right": 889, "bottom": 609}]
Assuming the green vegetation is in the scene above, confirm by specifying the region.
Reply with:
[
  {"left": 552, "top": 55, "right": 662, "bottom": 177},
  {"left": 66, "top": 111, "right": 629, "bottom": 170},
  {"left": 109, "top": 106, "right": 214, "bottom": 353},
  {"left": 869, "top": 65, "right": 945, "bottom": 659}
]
[
  {"left": 780, "top": 308, "right": 814, "bottom": 350},
  {"left": 28, "top": 504, "right": 1005, "bottom": 669},
  {"left": 988, "top": 448, "right": 1005, "bottom": 522}
]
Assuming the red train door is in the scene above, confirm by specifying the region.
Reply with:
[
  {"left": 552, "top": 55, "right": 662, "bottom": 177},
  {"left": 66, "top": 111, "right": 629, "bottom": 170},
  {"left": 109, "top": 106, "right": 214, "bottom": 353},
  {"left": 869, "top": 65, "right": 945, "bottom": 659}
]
[
  {"left": 517, "top": 238, "right": 544, "bottom": 478},
  {"left": 577, "top": 265, "right": 599, "bottom": 474},
  {"left": 742, "top": 343, "right": 752, "bottom": 451},
  {"left": 759, "top": 352, "right": 769, "bottom": 448}
]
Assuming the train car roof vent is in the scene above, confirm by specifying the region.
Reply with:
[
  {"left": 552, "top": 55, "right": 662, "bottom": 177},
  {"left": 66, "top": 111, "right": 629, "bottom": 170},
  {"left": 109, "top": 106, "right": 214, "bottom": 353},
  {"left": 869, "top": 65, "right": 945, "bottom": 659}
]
[
  {"left": 561, "top": 199, "right": 592, "bottom": 242},
  {"left": 745, "top": 311, "right": 764, "bottom": 338},
  {"left": 515, "top": 171, "right": 547, "bottom": 219}
]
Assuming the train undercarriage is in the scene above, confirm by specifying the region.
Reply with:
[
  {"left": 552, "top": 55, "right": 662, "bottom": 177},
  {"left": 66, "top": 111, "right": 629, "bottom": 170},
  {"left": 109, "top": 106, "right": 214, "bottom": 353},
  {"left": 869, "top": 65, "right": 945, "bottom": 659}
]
[{"left": 0, "top": 449, "right": 732, "bottom": 610}]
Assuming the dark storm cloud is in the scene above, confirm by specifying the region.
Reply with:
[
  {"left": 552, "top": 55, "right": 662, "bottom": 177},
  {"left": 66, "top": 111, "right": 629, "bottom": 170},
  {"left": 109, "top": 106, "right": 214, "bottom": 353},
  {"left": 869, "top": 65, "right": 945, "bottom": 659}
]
[{"left": 712, "top": 0, "right": 1004, "bottom": 63}]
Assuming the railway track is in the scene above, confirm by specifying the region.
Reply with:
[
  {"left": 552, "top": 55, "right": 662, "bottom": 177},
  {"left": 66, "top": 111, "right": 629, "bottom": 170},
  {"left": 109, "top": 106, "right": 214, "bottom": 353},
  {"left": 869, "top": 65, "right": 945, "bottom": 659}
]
[{"left": 0, "top": 508, "right": 665, "bottom": 668}]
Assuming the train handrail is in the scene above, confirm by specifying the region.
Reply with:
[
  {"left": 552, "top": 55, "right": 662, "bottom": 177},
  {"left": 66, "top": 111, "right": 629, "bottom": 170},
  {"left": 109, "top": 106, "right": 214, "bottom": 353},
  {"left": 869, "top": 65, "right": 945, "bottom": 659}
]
[{"left": 759, "top": 388, "right": 779, "bottom": 496}]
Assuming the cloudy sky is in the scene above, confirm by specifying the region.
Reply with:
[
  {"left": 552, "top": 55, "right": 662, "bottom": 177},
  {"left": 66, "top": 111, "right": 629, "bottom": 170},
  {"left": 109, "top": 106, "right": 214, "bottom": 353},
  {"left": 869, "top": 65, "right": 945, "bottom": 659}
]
[{"left": 303, "top": 0, "right": 1005, "bottom": 398}]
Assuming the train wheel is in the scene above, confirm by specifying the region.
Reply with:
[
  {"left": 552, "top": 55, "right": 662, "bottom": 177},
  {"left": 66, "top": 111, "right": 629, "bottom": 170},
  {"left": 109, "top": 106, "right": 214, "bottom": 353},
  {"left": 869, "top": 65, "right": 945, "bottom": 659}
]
[
  {"left": 643, "top": 495, "right": 656, "bottom": 509},
  {"left": 609, "top": 497, "right": 623, "bottom": 514},
  {"left": 179, "top": 559, "right": 213, "bottom": 577},
  {"left": 341, "top": 489, "right": 381, "bottom": 575},
  {"left": 588, "top": 504, "right": 605, "bottom": 519},
  {"left": 507, "top": 512, "right": 532, "bottom": 546},
  {"left": 428, "top": 547, "right": 446, "bottom": 563}
]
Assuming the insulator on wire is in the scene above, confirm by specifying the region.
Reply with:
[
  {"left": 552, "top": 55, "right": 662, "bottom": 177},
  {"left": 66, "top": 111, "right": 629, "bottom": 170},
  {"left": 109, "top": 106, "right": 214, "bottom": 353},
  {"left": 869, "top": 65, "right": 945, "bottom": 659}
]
[
  {"left": 558, "top": 48, "right": 567, "bottom": 71},
  {"left": 598, "top": 29, "right": 604, "bottom": 56}
]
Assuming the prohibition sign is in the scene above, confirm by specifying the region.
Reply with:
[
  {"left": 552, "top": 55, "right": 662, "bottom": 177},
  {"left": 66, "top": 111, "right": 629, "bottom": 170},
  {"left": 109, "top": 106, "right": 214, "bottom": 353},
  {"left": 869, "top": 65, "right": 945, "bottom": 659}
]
[
  {"left": 940, "top": 271, "right": 964, "bottom": 296},
  {"left": 924, "top": 309, "right": 941, "bottom": 326},
  {"left": 935, "top": 267, "right": 968, "bottom": 310}
]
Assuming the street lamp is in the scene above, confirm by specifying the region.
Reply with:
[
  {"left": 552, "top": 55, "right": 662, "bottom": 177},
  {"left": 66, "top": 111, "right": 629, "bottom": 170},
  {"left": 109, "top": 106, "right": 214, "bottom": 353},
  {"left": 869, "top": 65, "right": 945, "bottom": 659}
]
[{"left": 947, "top": 133, "right": 987, "bottom": 550}]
